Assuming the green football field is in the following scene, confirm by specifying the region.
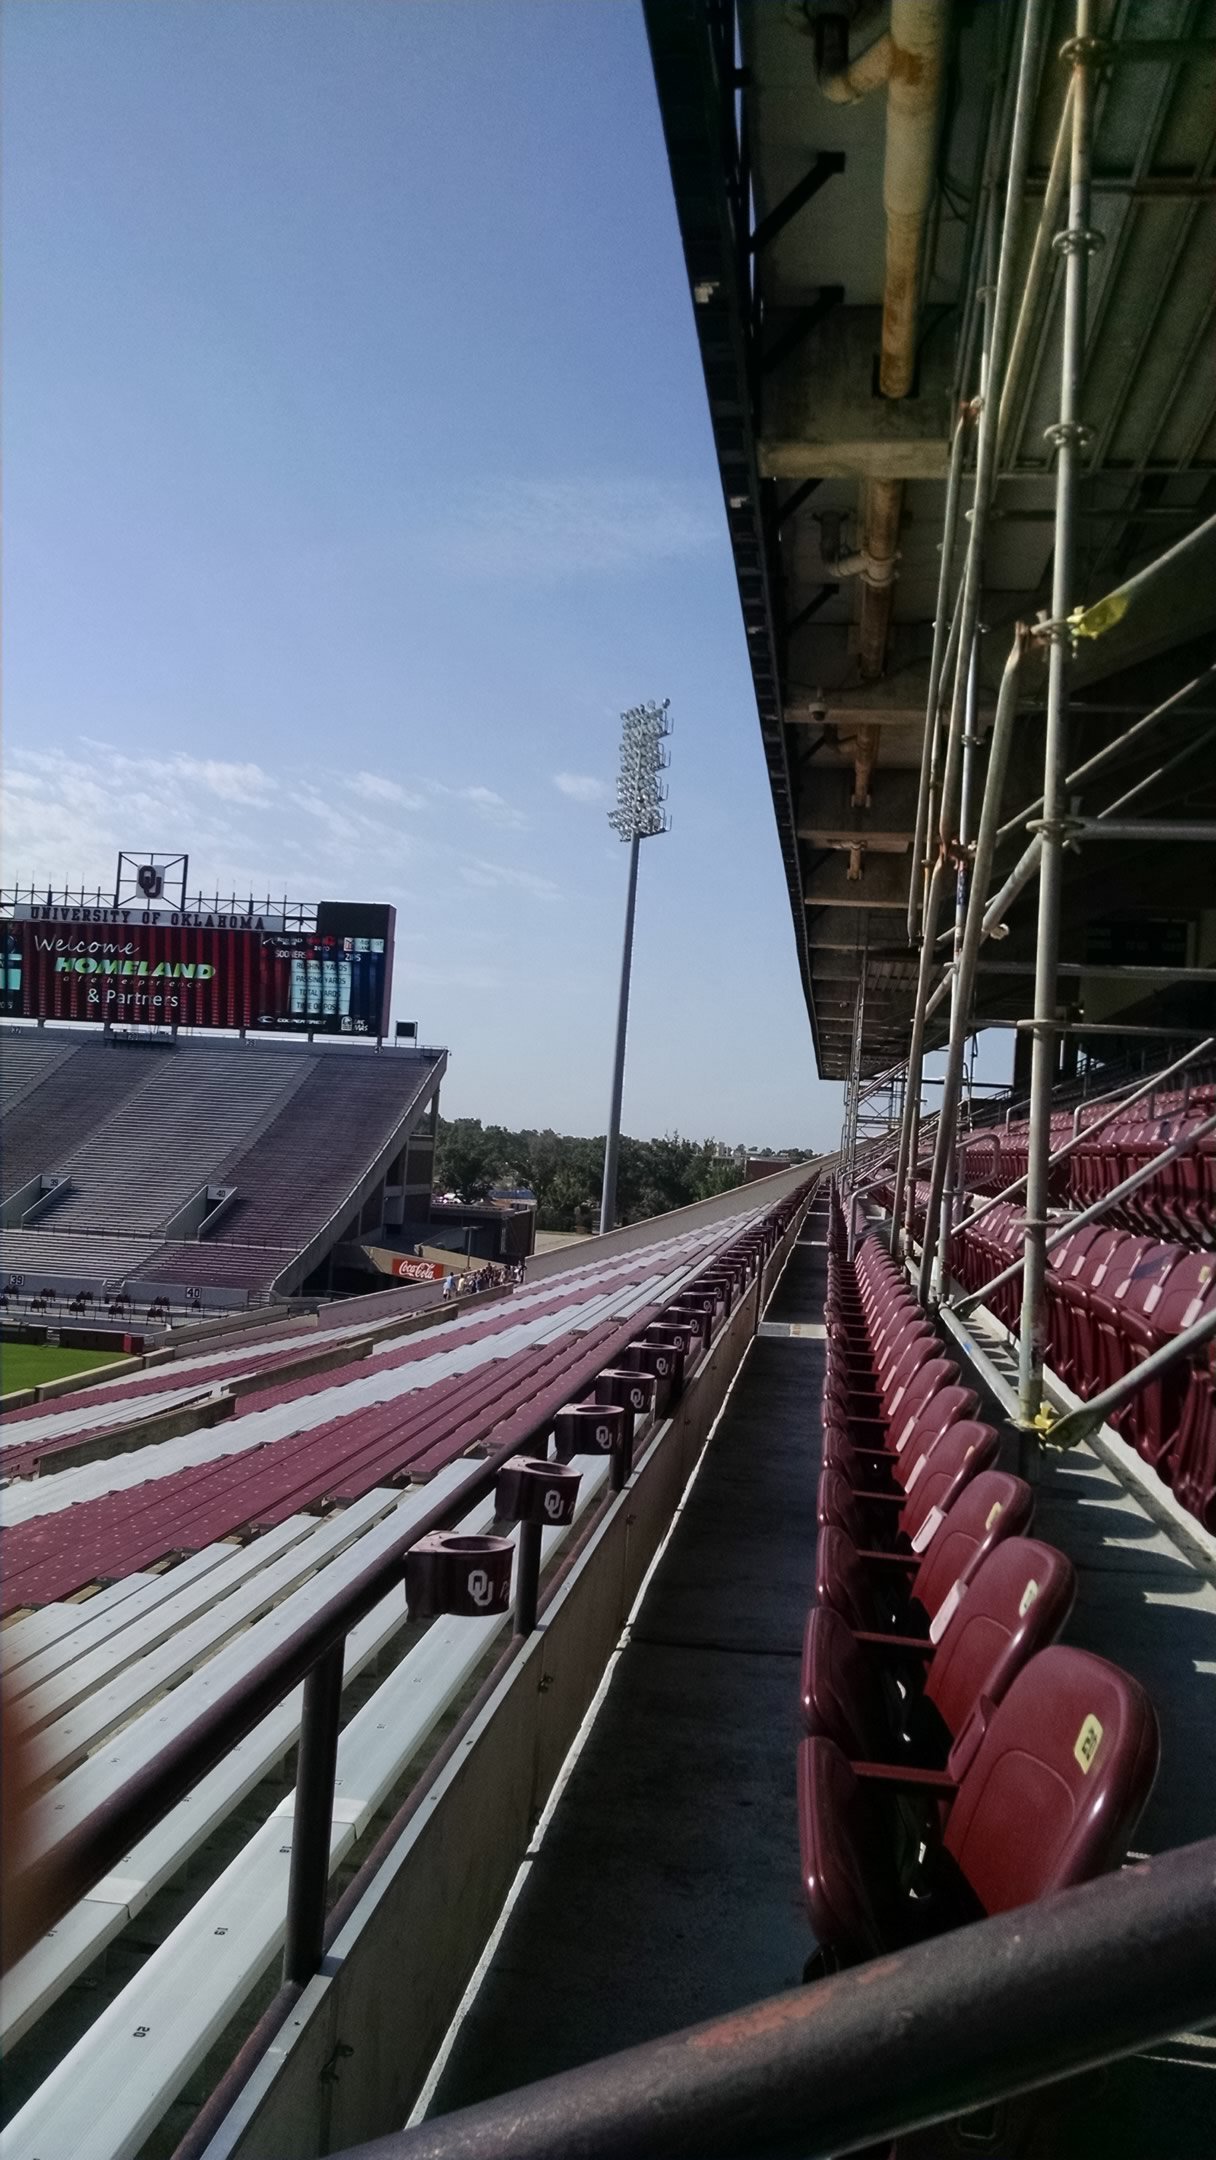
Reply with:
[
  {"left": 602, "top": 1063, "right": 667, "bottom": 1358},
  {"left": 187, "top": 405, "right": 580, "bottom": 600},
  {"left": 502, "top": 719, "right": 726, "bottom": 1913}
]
[{"left": 0, "top": 1342, "right": 133, "bottom": 1394}]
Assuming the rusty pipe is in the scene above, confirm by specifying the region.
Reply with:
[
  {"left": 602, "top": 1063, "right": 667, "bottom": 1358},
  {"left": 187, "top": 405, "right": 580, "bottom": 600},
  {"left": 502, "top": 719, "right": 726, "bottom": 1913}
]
[{"left": 881, "top": 2, "right": 949, "bottom": 398}]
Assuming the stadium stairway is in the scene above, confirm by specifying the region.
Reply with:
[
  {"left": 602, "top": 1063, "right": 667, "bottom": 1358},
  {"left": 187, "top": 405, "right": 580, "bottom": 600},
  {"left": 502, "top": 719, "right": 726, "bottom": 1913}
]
[{"left": 422, "top": 1196, "right": 831, "bottom": 2112}]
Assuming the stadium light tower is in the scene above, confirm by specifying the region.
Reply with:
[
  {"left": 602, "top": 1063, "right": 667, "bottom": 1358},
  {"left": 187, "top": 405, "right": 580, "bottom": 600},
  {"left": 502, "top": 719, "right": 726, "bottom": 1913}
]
[{"left": 599, "top": 699, "right": 671, "bottom": 1234}]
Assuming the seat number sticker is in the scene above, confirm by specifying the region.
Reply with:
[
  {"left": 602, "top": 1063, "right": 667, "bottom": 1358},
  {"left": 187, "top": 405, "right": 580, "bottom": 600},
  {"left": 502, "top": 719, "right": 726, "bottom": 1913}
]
[
  {"left": 1018, "top": 1578, "right": 1040, "bottom": 1617},
  {"left": 1074, "top": 1714, "right": 1104, "bottom": 1772}
]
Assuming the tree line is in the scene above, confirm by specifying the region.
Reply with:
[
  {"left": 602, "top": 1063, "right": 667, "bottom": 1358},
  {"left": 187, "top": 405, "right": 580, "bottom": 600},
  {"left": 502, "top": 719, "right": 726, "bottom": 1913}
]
[{"left": 434, "top": 1119, "right": 813, "bottom": 1232}]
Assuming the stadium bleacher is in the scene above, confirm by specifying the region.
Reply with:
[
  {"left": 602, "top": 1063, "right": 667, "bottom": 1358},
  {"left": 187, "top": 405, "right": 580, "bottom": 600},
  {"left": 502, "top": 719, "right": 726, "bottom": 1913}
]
[
  {"left": 0, "top": 1030, "right": 444, "bottom": 1308},
  {"left": 0, "top": 1181, "right": 803, "bottom": 2156}
]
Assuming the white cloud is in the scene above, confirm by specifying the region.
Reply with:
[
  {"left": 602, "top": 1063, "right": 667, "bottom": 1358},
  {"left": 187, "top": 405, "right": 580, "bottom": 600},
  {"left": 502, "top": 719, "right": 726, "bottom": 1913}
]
[
  {"left": 428, "top": 781, "right": 526, "bottom": 830},
  {"left": 437, "top": 477, "right": 718, "bottom": 579},
  {"left": 553, "top": 771, "right": 607, "bottom": 804},
  {"left": 346, "top": 770, "right": 426, "bottom": 809},
  {"left": 460, "top": 858, "right": 559, "bottom": 901}
]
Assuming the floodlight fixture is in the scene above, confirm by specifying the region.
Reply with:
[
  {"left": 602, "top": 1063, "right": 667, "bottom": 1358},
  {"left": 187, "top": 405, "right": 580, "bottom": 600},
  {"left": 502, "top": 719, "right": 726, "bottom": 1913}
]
[{"left": 600, "top": 700, "right": 672, "bottom": 1234}]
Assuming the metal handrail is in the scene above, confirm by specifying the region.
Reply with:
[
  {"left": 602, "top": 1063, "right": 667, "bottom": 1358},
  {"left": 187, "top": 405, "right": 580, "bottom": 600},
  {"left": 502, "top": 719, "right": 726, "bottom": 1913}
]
[
  {"left": 1047, "top": 1302, "right": 1216, "bottom": 1449},
  {"left": 326, "top": 1836, "right": 1216, "bottom": 2160},
  {"left": 950, "top": 1109, "right": 1216, "bottom": 1320},
  {"left": 956, "top": 1036, "right": 1216, "bottom": 1235}
]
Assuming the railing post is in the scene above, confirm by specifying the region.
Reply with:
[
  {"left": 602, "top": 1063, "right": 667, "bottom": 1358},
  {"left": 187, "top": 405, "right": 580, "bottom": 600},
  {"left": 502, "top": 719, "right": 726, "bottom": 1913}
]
[
  {"left": 514, "top": 1518, "right": 543, "bottom": 1637},
  {"left": 282, "top": 1639, "right": 345, "bottom": 1987},
  {"left": 1018, "top": 0, "right": 1098, "bottom": 1423}
]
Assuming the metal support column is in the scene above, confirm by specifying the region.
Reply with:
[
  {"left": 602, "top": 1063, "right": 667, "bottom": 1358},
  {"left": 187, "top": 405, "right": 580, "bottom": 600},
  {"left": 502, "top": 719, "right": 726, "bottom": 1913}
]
[{"left": 1018, "top": 5, "right": 1098, "bottom": 1422}]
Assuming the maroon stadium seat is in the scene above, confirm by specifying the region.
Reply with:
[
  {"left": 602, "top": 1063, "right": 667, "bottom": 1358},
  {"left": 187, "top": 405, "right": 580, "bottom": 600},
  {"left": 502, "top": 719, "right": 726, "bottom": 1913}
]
[
  {"left": 800, "top": 1536, "right": 1076, "bottom": 1769},
  {"left": 798, "top": 1644, "right": 1159, "bottom": 1965}
]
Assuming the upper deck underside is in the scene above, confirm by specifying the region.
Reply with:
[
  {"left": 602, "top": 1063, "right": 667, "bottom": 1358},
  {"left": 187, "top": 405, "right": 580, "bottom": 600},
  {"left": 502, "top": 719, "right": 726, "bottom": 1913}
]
[{"left": 646, "top": 0, "right": 1216, "bottom": 1078}]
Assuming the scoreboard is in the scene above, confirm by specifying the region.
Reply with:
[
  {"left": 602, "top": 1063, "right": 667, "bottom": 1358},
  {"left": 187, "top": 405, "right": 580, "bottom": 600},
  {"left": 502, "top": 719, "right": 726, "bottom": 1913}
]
[{"left": 0, "top": 900, "right": 395, "bottom": 1037}]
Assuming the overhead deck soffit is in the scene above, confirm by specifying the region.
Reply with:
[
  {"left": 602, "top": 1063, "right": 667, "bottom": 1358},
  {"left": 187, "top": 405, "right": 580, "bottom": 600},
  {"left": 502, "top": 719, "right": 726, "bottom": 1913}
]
[{"left": 646, "top": 0, "right": 1216, "bottom": 1079}]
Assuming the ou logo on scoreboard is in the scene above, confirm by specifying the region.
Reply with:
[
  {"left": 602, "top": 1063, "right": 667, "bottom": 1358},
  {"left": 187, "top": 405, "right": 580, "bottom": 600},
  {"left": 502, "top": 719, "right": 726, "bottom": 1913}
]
[
  {"left": 467, "top": 1568, "right": 495, "bottom": 1608},
  {"left": 543, "top": 1488, "right": 565, "bottom": 1520}
]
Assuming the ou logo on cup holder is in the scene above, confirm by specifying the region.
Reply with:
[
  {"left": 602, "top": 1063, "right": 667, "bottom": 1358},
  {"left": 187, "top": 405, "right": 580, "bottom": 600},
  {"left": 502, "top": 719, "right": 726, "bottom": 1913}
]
[
  {"left": 543, "top": 1488, "right": 564, "bottom": 1519},
  {"left": 467, "top": 1568, "right": 495, "bottom": 1608}
]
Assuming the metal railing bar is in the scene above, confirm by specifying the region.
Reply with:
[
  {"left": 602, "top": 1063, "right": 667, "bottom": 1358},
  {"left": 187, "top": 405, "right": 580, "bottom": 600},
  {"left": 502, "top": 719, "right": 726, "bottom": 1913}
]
[
  {"left": 326, "top": 1835, "right": 1216, "bottom": 2160},
  {"left": 951, "top": 1109, "right": 1216, "bottom": 1321},
  {"left": 1047, "top": 1304, "right": 1216, "bottom": 1449},
  {"left": 955, "top": 1035, "right": 1216, "bottom": 1234}
]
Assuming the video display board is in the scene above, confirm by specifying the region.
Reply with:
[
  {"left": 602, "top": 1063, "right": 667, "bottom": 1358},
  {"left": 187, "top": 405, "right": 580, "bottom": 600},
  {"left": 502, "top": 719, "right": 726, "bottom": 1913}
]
[{"left": 0, "top": 903, "right": 394, "bottom": 1036}]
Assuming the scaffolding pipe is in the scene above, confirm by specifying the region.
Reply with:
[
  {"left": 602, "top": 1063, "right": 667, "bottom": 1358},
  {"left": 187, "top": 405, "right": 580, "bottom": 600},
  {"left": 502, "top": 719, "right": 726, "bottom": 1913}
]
[
  {"left": 908, "top": 411, "right": 969, "bottom": 941},
  {"left": 1018, "top": 2, "right": 1097, "bottom": 1422},
  {"left": 890, "top": 858, "right": 946, "bottom": 1256},
  {"left": 1099, "top": 719, "right": 1216, "bottom": 819},
  {"left": 959, "top": 1035, "right": 1216, "bottom": 1235},
  {"left": 1071, "top": 817, "right": 1216, "bottom": 844},
  {"left": 918, "top": 635, "right": 1026, "bottom": 1303},
  {"left": 996, "top": 660, "right": 1216, "bottom": 841},
  {"left": 955, "top": 1110, "right": 1216, "bottom": 1320},
  {"left": 893, "top": 0, "right": 1048, "bottom": 1236},
  {"left": 1046, "top": 1303, "right": 1216, "bottom": 1450},
  {"left": 997, "top": 75, "right": 1074, "bottom": 458},
  {"left": 932, "top": 0, "right": 1047, "bottom": 875}
]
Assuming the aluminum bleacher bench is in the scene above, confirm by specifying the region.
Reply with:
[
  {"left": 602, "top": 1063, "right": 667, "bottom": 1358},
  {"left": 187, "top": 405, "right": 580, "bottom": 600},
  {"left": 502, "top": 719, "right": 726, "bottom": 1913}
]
[
  {"left": 0, "top": 1462, "right": 474, "bottom": 2052},
  {"left": 3, "top": 1457, "right": 613, "bottom": 2160}
]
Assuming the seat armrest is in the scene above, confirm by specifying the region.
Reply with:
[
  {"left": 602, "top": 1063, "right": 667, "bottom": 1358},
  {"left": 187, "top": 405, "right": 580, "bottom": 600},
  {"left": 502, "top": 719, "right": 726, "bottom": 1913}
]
[
  {"left": 852, "top": 1629, "right": 931, "bottom": 1653},
  {"left": 851, "top": 1761, "right": 957, "bottom": 1793}
]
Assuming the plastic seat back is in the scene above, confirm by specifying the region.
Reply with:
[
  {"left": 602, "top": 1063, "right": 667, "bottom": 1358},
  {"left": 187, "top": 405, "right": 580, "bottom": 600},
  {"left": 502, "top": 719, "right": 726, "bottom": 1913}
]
[
  {"left": 911, "top": 1472, "right": 1034, "bottom": 1628},
  {"left": 815, "top": 1525, "right": 888, "bottom": 1633},
  {"left": 895, "top": 1391, "right": 984, "bottom": 1489},
  {"left": 800, "top": 1604, "right": 890, "bottom": 1758},
  {"left": 927, "top": 1536, "right": 1076, "bottom": 1761},
  {"left": 944, "top": 1645, "right": 1159, "bottom": 1914},
  {"left": 888, "top": 1360, "right": 964, "bottom": 1451},
  {"left": 900, "top": 1420, "right": 1000, "bottom": 1539},
  {"left": 816, "top": 1466, "right": 870, "bottom": 1544}
]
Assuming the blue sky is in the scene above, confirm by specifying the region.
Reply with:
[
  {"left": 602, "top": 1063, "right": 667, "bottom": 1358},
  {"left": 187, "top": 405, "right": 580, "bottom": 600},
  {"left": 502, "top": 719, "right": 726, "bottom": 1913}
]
[{"left": 2, "top": 0, "right": 845, "bottom": 1147}]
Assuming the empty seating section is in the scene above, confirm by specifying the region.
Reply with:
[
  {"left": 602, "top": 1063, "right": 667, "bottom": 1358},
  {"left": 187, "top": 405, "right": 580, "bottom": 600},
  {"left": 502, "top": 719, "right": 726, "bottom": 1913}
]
[
  {"left": 1, "top": 1040, "right": 160, "bottom": 1203},
  {"left": 953, "top": 1202, "right": 1216, "bottom": 1529},
  {"left": 0, "top": 1182, "right": 807, "bottom": 2155},
  {"left": 798, "top": 1191, "right": 1160, "bottom": 2123},
  {"left": 956, "top": 1082, "right": 1216, "bottom": 1240},
  {"left": 0, "top": 1032, "right": 444, "bottom": 1306},
  {"left": 0, "top": 1194, "right": 803, "bottom": 1614},
  {"left": 189, "top": 1051, "right": 439, "bottom": 1248},
  {"left": 45, "top": 1049, "right": 315, "bottom": 1235}
]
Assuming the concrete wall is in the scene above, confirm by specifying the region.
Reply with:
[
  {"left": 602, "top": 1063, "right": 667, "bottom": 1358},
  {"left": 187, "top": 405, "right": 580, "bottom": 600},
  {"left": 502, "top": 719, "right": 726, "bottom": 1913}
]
[
  {"left": 199, "top": 1195, "right": 811, "bottom": 2160},
  {"left": 522, "top": 1157, "right": 822, "bottom": 1282}
]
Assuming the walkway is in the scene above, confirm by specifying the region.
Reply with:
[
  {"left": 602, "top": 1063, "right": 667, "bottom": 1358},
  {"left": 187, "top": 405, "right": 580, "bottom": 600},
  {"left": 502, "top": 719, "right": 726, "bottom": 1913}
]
[{"left": 427, "top": 1204, "right": 829, "bottom": 2111}]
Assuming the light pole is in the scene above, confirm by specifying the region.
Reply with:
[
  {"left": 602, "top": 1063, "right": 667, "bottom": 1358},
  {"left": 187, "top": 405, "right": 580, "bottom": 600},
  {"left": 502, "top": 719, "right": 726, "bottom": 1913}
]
[{"left": 599, "top": 699, "right": 671, "bottom": 1234}]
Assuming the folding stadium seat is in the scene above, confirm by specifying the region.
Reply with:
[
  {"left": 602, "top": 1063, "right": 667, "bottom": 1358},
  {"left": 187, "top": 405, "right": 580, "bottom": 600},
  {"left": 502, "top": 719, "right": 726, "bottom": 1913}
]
[
  {"left": 1170, "top": 1354, "right": 1216, "bottom": 1529},
  {"left": 1044, "top": 1223, "right": 1109, "bottom": 1384},
  {"left": 1086, "top": 1233, "right": 1158, "bottom": 1401},
  {"left": 823, "top": 1359, "right": 967, "bottom": 1469},
  {"left": 818, "top": 1420, "right": 1000, "bottom": 1554},
  {"left": 800, "top": 1536, "right": 1076, "bottom": 1771},
  {"left": 1048, "top": 1225, "right": 1125, "bottom": 1391},
  {"left": 814, "top": 1471, "right": 1034, "bottom": 1641},
  {"left": 1122, "top": 1248, "right": 1216, "bottom": 1474},
  {"left": 798, "top": 1645, "right": 1159, "bottom": 1968}
]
